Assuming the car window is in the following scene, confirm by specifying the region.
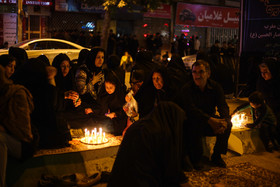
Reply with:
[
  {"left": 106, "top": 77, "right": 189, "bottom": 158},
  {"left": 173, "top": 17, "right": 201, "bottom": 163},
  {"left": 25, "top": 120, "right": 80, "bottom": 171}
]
[
  {"left": 48, "top": 41, "right": 77, "bottom": 49},
  {"left": 28, "top": 41, "right": 49, "bottom": 50}
]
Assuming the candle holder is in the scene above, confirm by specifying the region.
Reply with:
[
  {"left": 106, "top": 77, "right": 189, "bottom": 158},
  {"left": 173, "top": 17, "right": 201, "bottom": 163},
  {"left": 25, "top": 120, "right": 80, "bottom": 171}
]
[{"left": 80, "top": 128, "right": 109, "bottom": 145}]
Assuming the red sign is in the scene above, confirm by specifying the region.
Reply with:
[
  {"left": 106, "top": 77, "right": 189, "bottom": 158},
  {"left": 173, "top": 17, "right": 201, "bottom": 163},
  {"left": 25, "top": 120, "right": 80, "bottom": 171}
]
[
  {"left": 24, "top": 0, "right": 52, "bottom": 6},
  {"left": 176, "top": 3, "right": 239, "bottom": 28},
  {"left": 144, "top": 4, "right": 171, "bottom": 19}
]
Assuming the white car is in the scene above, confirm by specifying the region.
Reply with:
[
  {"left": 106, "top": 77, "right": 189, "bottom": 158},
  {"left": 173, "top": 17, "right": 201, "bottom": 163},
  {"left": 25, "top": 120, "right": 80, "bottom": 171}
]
[{"left": 0, "top": 38, "right": 89, "bottom": 64}]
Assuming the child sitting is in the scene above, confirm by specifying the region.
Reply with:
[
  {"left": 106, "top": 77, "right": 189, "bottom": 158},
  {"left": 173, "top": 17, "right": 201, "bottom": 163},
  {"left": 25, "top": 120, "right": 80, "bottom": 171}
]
[{"left": 246, "top": 91, "right": 279, "bottom": 152}]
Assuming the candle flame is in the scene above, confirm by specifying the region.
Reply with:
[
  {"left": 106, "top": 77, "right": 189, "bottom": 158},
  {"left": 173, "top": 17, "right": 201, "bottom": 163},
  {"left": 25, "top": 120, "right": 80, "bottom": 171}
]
[
  {"left": 231, "top": 112, "right": 248, "bottom": 129},
  {"left": 81, "top": 128, "right": 108, "bottom": 144}
]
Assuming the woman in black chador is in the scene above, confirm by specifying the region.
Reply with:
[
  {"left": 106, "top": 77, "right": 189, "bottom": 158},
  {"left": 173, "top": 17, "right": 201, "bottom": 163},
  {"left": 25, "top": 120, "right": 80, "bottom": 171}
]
[
  {"left": 52, "top": 53, "right": 76, "bottom": 92},
  {"left": 108, "top": 101, "right": 188, "bottom": 186},
  {"left": 75, "top": 47, "right": 105, "bottom": 107}
]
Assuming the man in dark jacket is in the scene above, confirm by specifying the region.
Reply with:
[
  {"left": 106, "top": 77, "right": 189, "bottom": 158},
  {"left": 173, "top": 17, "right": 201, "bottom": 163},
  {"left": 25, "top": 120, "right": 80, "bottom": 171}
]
[{"left": 178, "top": 60, "right": 232, "bottom": 170}]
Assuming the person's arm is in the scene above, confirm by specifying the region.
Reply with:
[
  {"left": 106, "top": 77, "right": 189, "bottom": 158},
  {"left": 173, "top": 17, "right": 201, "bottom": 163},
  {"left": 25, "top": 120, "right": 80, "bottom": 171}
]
[
  {"left": 231, "top": 102, "right": 250, "bottom": 115},
  {"left": 6, "top": 88, "right": 33, "bottom": 143},
  {"left": 75, "top": 69, "right": 88, "bottom": 95},
  {"left": 247, "top": 105, "right": 266, "bottom": 128}
]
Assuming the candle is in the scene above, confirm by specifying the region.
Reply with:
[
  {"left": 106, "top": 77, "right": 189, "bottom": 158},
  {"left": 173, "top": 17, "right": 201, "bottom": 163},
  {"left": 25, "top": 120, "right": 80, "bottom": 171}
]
[{"left": 81, "top": 127, "right": 108, "bottom": 144}]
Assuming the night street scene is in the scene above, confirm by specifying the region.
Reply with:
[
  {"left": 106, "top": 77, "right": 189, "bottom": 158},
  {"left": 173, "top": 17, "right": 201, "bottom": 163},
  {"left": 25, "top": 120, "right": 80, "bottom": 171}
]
[{"left": 1, "top": 0, "right": 280, "bottom": 186}]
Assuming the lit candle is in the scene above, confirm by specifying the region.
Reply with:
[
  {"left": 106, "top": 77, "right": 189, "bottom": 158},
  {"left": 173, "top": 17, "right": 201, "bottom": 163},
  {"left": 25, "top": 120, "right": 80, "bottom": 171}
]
[{"left": 99, "top": 128, "right": 102, "bottom": 137}]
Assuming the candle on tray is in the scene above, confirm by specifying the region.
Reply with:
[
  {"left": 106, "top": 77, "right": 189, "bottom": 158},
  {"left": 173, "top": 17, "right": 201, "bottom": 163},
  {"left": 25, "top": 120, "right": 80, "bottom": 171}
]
[{"left": 81, "top": 128, "right": 108, "bottom": 144}]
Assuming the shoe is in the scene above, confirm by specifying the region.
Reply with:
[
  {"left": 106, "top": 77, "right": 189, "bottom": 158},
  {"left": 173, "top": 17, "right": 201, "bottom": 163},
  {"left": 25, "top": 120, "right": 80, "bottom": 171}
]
[
  {"left": 211, "top": 154, "right": 226, "bottom": 168},
  {"left": 265, "top": 147, "right": 273, "bottom": 153},
  {"left": 76, "top": 172, "right": 101, "bottom": 187}
]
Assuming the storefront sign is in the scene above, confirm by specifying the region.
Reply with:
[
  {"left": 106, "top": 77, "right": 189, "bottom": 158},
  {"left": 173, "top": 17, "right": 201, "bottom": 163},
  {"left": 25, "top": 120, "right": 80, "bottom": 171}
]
[
  {"left": 241, "top": 0, "right": 280, "bottom": 57},
  {"left": 24, "top": 0, "right": 52, "bottom": 6},
  {"left": 3, "top": 13, "right": 17, "bottom": 46},
  {"left": 144, "top": 4, "right": 171, "bottom": 19},
  {"left": 176, "top": 3, "right": 239, "bottom": 28}
]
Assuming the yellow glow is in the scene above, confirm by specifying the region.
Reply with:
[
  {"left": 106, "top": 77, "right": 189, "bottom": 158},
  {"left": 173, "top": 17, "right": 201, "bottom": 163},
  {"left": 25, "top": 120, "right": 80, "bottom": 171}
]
[
  {"left": 231, "top": 112, "right": 248, "bottom": 129},
  {"left": 80, "top": 128, "right": 108, "bottom": 145}
]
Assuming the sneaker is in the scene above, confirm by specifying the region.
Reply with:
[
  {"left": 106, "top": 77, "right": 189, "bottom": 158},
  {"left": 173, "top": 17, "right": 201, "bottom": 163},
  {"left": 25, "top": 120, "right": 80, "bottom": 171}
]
[{"left": 211, "top": 154, "right": 226, "bottom": 168}]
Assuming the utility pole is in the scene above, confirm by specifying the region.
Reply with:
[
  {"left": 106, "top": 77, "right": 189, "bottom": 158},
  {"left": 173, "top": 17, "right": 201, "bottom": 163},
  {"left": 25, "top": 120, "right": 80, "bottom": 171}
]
[{"left": 17, "top": 0, "right": 23, "bottom": 43}]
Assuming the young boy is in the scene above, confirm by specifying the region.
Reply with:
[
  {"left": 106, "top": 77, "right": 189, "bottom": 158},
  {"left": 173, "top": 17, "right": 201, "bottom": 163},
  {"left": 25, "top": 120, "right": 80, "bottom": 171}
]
[{"left": 247, "top": 91, "right": 279, "bottom": 152}]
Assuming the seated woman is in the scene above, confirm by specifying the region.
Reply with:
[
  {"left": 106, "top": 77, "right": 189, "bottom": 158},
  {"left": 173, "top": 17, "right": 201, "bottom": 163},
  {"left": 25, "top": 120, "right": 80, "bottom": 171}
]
[
  {"left": 13, "top": 58, "right": 79, "bottom": 149},
  {"left": 135, "top": 66, "right": 174, "bottom": 118},
  {"left": 85, "top": 71, "right": 127, "bottom": 136},
  {"left": 0, "top": 65, "right": 36, "bottom": 187},
  {"left": 75, "top": 47, "right": 106, "bottom": 107},
  {"left": 0, "top": 54, "right": 16, "bottom": 79},
  {"left": 108, "top": 102, "right": 189, "bottom": 186},
  {"left": 52, "top": 53, "right": 76, "bottom": 92}
]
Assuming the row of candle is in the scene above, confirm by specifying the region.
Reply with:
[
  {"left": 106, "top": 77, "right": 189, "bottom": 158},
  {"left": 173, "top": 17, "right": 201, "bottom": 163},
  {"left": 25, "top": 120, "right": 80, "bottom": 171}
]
[{"left": 82, "top": 128, "right": 108, "bottom": 144}]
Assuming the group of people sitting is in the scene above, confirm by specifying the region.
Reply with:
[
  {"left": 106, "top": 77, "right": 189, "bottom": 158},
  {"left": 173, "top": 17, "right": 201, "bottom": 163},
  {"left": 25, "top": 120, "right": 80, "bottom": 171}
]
[{"left": 1, "top": 45, "right": 280, "bottom": 186}]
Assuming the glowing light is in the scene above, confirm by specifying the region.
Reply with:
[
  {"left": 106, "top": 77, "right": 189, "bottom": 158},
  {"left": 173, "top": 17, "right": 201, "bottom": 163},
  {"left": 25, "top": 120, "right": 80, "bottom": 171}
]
[
  {"left": 143, "top": 24, "right": 148, "bottom": 27},
  {"left": 231, "top": 113, "right": 248, "bottom": 129},
  {"left": 80, "top": 128, "right": 108, "bottom": 145}
]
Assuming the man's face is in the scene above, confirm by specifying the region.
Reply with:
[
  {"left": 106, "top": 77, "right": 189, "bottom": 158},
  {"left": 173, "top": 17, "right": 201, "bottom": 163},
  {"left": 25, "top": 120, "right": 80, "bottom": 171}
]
[{"left": 192, "top": 64, "right": 210, "bottom": 90}]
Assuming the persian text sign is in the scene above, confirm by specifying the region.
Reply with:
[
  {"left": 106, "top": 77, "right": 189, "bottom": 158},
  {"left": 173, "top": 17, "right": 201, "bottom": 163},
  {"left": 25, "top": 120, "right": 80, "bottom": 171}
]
[
  {"left": 176, "top": 3, "right": 239, "bottom": 28},
  {"left": 144, "top": 4, "right": 171, "bottom": 19}
]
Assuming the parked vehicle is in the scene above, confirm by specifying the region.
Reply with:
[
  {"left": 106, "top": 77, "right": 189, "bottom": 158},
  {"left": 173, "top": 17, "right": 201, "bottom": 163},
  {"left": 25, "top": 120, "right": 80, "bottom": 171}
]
[{"left": 0, "top": 38, "right": 89, "bottom": 64}]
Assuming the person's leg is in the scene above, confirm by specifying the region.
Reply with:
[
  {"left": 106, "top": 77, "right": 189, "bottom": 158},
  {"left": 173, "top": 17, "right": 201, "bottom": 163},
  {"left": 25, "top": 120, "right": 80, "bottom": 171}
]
[
  {"left": 187, "top": 120, "right": 204, "bottom": 170},
  {"left": 260, "top": 123, "right": 272, "bottom": 152},
  {"left": 0, "top": 132, "right": 22, "bottom": 187},
  {"left": 204, "top": 121, "right": 232, "bottom": 167}
]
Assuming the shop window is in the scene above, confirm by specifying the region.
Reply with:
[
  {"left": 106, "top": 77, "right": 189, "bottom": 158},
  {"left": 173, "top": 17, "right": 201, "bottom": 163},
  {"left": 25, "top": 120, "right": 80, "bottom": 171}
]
[
  {"left": 30, "top": 16, "right": 40, "bottom": 31},
  {"left": 25, "top": 15, "right": 41, "bottom": 40},
  {"left": 28, "top": 41, "right": 48, "bottom": 50}
]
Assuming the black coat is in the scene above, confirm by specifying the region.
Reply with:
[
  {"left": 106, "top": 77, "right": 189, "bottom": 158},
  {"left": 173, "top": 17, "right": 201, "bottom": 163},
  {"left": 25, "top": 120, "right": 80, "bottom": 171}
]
[{"left": 108, "top": 101, "right": 186, "bottom": 187}]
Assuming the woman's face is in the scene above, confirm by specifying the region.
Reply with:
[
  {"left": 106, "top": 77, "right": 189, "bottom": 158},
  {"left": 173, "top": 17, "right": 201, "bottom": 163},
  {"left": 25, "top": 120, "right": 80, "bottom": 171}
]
[
  {"left": 95, "top": 51, "right": 104, "bottom": 68},
  {"left": 60, "top": 60, "right": 71, "bottom": 77},
  {"left": 105, "top": 81, "right": 116, "bottom": 94},
  {"left": 5, "top": 60, "right": 16, "bottom": 78},
  {"left": 259, "top": 64, "right": 272, "bottom": 81},
  {"left": 152, "top": 72, "right": 164, "bottom": 90}
]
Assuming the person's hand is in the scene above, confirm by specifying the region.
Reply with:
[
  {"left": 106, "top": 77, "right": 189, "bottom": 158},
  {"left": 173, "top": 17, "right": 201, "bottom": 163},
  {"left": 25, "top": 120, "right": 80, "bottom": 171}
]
[
  {"left": 105, "top": 112, "right": 116, "bottom": 119},
  {"left": 208, "top": 117, "right": 227, "bottom": 134},
  {"left": 85, "top": 108, "right": 93, "bottom": 114},
  {"left": 74, "top": 98, "right": 81, "bottom": 107},
  {"left": 245, "top": 123, "right": 254, "bottom": 128},
  {"left": 91, "top": 72, "right": 103, "bottom": 85},
  {"left": 65, "top": 91, "right": 79, "bottom": 101},
  {"left": 125, "top": 95, "right": 132, "bottom": 103}
]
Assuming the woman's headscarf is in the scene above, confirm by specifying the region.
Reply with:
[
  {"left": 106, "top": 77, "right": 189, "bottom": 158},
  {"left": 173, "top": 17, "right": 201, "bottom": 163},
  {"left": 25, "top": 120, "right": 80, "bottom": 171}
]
[{"left": 84, "top": 47, "right": 105, "bottom": 73}]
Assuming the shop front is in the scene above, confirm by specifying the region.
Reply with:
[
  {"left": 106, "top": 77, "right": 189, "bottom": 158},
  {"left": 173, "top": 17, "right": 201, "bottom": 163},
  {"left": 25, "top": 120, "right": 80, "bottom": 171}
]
[{"left": 175, "top": 3, "right": 239, "bottom": 51}]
